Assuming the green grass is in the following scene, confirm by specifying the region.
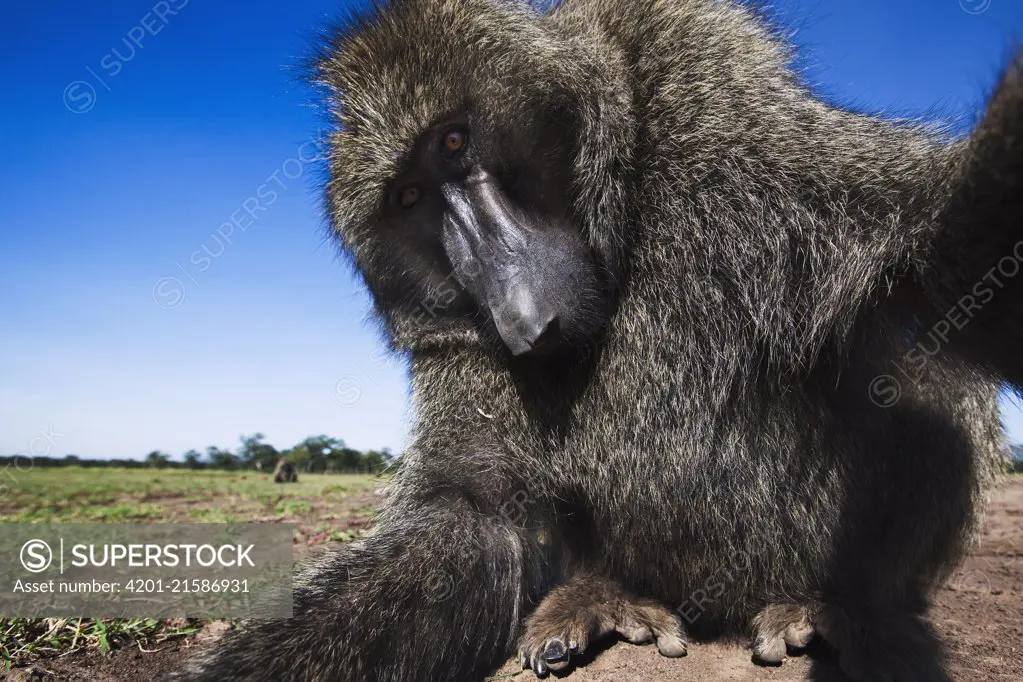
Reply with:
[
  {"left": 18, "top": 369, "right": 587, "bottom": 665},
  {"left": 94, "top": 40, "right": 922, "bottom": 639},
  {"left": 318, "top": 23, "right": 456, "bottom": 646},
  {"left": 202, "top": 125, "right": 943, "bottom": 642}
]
[
  {"left": 1, "top": 617, "right": 202, "bottom": 671},
  {"left": 0, "top": 467, "right": 380, "bottom": 523},
  {"left": 0, "top": 467, "right": 384, "bottom": 669}
]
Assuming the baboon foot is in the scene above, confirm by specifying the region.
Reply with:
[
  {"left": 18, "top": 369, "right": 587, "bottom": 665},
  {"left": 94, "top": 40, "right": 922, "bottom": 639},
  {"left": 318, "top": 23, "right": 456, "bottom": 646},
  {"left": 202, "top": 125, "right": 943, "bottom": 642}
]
[
  {"left": 752, "top": 602, "right": 817, "bottom": 665},
  {"left": 753, "top": 602, "right": 948, "bottom": 680},
  {"left": 518, "top": 574, "right": 686, "bottom": 677}
]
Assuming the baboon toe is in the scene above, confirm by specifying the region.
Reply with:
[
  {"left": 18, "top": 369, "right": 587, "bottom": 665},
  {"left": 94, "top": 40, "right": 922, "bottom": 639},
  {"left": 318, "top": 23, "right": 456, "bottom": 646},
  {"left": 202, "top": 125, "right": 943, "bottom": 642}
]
[
  {"left": 653, "top": 629, "right": 688, "bottom": 658},
  {"left": 752, "top": 603, "right": 817, "bottom": 665}
]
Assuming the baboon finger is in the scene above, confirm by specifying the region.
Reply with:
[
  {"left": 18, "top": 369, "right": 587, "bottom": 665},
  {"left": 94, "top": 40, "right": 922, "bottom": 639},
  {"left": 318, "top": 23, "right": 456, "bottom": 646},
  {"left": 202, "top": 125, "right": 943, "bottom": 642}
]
[
  {"left": 628, "top": 603, "right": 688, "bottom": 657},
  {"left": 542, "top": 639, "right": 570, "bottom": 672},
  {"left": 784, "top": 620, "right": 816, "bottom": 649},
  {"left": 753, "top": 602, "right": 816, "bottom": 664},
  {"left": 615, "top": 619, "right": 653, "bottom": 644},
  {"left": 753, "top": 633, "right": 787, "bottom": 665},
  {"left": 533, "top": 655, "right": 548, "bottom": 677}
]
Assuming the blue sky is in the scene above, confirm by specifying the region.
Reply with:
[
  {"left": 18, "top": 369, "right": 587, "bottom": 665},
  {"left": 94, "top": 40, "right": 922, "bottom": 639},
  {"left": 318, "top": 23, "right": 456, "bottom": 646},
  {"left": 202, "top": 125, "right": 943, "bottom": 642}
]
[{"left": 1, "top": 0, "right": 1021, "bottom": 460}]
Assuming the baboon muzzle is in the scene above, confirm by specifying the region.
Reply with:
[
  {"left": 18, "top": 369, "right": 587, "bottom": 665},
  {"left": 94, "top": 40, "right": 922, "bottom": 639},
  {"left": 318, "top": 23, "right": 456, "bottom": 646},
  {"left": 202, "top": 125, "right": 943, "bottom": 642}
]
[{"left": 441, "top": 167, "right": 560, "bottom": 355}]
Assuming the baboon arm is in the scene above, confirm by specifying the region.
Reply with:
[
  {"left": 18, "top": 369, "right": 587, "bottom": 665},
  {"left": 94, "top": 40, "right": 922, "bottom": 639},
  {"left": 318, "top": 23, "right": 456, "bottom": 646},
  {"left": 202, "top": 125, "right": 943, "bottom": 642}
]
[
  {"left": 918, "top": 53, "right": 1023, "bottom": 387},
  {"left": 175, "top": 495, "right": 540, "bottom": 681}
]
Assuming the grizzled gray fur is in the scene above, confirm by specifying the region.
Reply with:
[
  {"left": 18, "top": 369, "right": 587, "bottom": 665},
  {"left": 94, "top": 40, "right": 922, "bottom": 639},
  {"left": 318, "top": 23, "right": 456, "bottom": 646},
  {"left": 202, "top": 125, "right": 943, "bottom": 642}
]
[{"left": 177, "top": 0, "right": 1018, "bottom": 680}]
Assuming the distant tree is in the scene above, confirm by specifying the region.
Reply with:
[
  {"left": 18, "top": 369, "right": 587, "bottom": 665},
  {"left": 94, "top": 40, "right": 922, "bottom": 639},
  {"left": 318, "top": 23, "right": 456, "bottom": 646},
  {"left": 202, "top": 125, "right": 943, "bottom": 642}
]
[
  {"left": 0, "top": 439, "right": 395, "bottom": 472},
  {"left": 294, "top": 435, "right": 346, "bottom": 473},
  {"left": 335, "top": 447, "right": 364, "bottom": 470},
  {"left": 206, "top": 446, "right": 239, "bottom": 471},
  {"left": 358, "top": 449, "right": 387, "bottom": 472},
  {"left": 145, "top": 451, "right": 170, "bottom": 469},
  {"left": 183, "top": 449, "right": 203, "bottom": 469},
  {"left": 238, "top": 433, "right": 279, "bottom": 472}
]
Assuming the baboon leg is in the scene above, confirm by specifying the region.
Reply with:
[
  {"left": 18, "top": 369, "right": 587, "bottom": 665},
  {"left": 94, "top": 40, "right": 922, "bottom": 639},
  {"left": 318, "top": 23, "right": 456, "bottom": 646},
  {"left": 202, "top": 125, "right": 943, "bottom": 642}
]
[
  {"left": 518, "top": 572, "right": 686, "bottom": 676},
  {"left": 812, "top": 604, "right": 949, "bottom": 682},
  {"left": 754, "top": 602, "right": 948, "bottom": 680},
  {"left": 751, "top": 602, "right": 817, "bottom": 665}
]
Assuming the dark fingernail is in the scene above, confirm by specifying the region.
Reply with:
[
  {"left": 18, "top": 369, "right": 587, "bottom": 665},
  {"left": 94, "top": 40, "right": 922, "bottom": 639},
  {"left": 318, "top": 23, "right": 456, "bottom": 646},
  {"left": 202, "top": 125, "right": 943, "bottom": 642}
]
[{"left": 545, "top": 640, "right": 567, "bottom": 661}]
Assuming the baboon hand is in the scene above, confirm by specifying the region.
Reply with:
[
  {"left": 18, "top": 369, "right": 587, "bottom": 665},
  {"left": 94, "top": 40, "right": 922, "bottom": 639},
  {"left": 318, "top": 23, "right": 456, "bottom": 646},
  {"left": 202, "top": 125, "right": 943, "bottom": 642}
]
[{"left": 518, "top": 573, "right": 686, "bottom": 677}]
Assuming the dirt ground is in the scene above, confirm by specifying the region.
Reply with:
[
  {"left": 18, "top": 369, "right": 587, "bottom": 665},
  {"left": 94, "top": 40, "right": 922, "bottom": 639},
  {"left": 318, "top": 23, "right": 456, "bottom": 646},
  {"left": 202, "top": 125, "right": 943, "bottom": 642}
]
[
  {"left": 9, "top": 479, "right": 1021, "bottom": 681},
  {"left": 491, "top": 477, "right": 1023, "bottom": 682}
]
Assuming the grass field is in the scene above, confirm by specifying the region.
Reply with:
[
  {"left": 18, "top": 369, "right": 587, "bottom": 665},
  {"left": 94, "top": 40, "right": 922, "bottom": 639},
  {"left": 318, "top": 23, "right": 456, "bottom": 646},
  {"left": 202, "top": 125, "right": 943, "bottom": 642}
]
[
  {"left": 1, "top": 468, "right": 1019, "bottom": 677},
  {"left": 0, "top": 467, "right": 385, "bottom": 671}
]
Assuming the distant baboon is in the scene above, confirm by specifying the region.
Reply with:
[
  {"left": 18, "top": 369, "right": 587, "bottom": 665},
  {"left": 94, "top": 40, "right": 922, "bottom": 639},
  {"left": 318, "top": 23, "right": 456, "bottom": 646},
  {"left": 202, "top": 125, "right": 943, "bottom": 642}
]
[
  {"left": 272, "top": 459, "right": 297, "bottom": 484},
  {"left": 178, "top": 0, "right": 1020, "bottom": 680}
]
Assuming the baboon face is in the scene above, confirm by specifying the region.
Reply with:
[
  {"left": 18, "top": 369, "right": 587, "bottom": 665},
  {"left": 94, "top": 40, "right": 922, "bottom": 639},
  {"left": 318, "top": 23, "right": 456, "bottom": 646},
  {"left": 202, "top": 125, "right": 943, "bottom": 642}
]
[
  {"left": 376, "top": 111, "right": 608, "bottom": 356},
  {"left": 319, "top": 0, "right": 610, "bottom": 356}
]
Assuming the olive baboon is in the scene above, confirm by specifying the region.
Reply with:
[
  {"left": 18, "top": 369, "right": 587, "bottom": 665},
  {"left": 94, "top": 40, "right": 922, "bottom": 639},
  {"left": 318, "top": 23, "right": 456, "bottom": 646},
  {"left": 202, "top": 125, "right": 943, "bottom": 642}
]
[
  {"left": 273, "top": 459, "right": 298, "bottom": 483},
  {"left": 178, "top": 0, "right": 1018, "bottom": 679}
]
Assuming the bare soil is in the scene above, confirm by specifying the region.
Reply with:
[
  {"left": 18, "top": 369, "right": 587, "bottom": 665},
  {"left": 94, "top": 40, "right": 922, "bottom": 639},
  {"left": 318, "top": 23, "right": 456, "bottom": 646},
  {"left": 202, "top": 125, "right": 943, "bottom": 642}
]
[{"left": 9, "top": 479, "right": 1022, "bottom": 681}]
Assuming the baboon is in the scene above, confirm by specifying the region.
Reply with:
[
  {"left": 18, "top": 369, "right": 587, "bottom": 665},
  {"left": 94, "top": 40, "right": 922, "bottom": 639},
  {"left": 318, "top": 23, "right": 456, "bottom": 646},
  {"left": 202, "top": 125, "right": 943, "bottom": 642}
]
[
  {"left": 178, "top": 0, "right": 1020, "bottom": 680},
  {"left": 272, "top": 459, "right": 298, "bottom": 483}
]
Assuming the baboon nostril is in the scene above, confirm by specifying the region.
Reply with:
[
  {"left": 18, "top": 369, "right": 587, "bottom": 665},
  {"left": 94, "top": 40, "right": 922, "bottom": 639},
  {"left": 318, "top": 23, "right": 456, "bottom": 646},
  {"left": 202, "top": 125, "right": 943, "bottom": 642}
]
[
  {"left": 517, "top": 313, "right": 557, "bottom": 352},
  {"left": 531, "top": 315, "right": 559, "bottom": 349},
  {"left": 498, "top": 310, "right": 559, "bottom": 356}
]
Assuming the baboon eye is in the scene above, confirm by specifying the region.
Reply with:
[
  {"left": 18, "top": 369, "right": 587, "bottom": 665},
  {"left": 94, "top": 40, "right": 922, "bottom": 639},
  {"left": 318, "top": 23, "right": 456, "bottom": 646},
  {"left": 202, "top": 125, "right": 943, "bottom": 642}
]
[
  {"left": 397, "top": 184, "right": 422, "bottom": 209},
  {"left": 441, "top": 126, "right": 467, "bottom": 158}
]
